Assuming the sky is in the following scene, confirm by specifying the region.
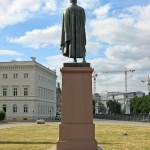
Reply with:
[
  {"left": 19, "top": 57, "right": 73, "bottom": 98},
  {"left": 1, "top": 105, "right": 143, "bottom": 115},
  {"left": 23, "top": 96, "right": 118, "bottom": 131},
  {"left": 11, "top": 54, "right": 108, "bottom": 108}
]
[{"left": 0, "top": 0, "right": 150, "bottom": 94}]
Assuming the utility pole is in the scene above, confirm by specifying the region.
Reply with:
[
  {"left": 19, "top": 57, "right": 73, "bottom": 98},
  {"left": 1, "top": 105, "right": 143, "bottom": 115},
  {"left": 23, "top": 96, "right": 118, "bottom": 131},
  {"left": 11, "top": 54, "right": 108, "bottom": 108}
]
[{"left": 141, "top": 75, "right": 150, "bottom": 95}]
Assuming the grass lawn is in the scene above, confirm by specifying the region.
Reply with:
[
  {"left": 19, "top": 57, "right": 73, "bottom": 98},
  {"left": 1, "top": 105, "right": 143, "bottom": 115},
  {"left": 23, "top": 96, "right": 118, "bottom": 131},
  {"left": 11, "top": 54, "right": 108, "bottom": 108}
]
[{"left": 0, "top": 124, "right": 149, "bottom": 150}]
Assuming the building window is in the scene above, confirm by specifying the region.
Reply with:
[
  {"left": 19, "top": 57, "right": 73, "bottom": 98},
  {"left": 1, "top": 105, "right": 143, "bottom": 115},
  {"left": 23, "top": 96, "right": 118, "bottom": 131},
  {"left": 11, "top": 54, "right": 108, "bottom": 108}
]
[
  {"left": 24, "top": 104, "right": 28, "bottom": 113},
  {"left": 13, "top": 104, "right": 17, "bottom": 113},
  {"left": 24, "top": 88, "right": 28, "bottom": 96},
  {"left": 24, "top": 73, "right": 28, "bottom": 78},
  {"left": 13, "top": 88, "right": 17, "bottom": 96},
  {"left": 3, "top": 74, "right": 7, "bottom": 79},
  {"left": 13, "top": 74, "right": 18, "bottom": 78},
  {"left": 3, "top": 104, "right": 6, "bottom": 112},
  {"left": 3, "top": 88, "right": 7, "bottom": 96}
]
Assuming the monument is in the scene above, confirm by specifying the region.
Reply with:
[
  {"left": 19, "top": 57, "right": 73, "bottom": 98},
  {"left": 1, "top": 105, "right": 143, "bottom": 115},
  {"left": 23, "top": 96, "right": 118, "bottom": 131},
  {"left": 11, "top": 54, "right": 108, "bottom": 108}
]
[
  {"left": 60, "top": 0, "right": 86, "bottom": 63},
  {"left": 55, "top": 0, "right": 101, "bottom": 149}
]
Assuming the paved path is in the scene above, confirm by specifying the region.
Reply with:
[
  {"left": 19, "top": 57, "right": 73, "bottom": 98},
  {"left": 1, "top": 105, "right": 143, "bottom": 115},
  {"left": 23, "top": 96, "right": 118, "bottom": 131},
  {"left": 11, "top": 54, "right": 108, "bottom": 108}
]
[
  {"left": 0, "top": 119, "right": 149, "bottom": 129},
  {"left": 0, "top": 121, "right": 59, "bottom": 129},
  {"left": 94, "top": 119, "right": 150, "bottom": 127}
]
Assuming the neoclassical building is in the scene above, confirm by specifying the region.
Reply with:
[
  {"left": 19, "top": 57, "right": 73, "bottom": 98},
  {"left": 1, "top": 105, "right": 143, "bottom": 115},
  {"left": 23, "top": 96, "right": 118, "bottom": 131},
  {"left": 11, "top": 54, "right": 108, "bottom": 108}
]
[{"left": 0, "top": 57, "right": 57, "bottom": 121}]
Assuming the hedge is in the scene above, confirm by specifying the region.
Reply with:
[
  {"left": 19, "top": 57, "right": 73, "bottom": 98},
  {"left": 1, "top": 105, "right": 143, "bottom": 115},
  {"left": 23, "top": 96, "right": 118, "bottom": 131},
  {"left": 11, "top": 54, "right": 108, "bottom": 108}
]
[{"left": 0, "top": 110, "right": 6, "bottom": 121}]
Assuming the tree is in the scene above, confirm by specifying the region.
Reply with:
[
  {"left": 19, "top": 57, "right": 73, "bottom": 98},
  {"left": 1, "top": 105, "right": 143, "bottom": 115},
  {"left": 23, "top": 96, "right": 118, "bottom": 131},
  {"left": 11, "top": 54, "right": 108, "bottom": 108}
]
[
  {"left": 0, "top": 110, "right": 6, "bottom": 121},
  {"left": 130, "top": 95, "right": 150, "bottom": 114},
  {"left": 93, "top": 100, "right": 95, "bottom": 114},
  {"left": 98, "top": 101, "right": 107, "bottom": 114},
  {"left": 106, "top": 100, "right": 122, "bottom": 115}
]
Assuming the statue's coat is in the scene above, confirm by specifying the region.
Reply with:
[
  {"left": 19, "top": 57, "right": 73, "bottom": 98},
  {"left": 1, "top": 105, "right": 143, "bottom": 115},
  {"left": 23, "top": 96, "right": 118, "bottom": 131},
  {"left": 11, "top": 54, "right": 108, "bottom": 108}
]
[{"left": 61, "top": 4, "right": 86, "bottom": 58}]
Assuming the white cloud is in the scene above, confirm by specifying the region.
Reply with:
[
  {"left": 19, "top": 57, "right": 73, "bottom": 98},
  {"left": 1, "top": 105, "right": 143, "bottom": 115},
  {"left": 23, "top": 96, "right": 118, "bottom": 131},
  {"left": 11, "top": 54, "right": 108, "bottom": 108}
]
[
  {"left": 89, "top": 57, "right": 149, "bottom": 93},
  {"left": 0, "top": 0, "right": 57, "bottom": 28},
  {"left": 89, "top": 4, "right": 150, "bottom": 64},
  {"left": 86, "top": 41, "right": 101, "bottom": 53},
  {"left": 43, "top": 55, "right": 71, "bottom": 83},
  {"left": 42, "top": 0, "right": 57, "bottom": 12},
  {"left": 78, "top": 0, "right": 101, "bottom": 9},
  {"left": 105, "top": 44, "right": 150, "bottom": 61},
  {"left": 0, "top": 0, "right": 100, "bottom": 28},
  {"left": 0, "top": 50, "right": 23, "bottom": 56},
  {"left": 90, "top": 4, "right": 150, "bottom": 44},
  {"left": 8, "top": 25, "right": 61, "bottom": 49},
  {"left": 61, "top": 0, "right": 101, "bottom": 11},
  {"left": 93, "top": 3, "right": 111, "bottom": 19}
]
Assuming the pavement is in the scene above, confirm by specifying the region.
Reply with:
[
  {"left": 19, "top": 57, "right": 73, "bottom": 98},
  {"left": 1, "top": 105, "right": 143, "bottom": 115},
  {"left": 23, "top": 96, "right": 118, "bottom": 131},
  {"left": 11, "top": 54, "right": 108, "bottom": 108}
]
[
  {"left": 0, "top": 121, "right": 59, "bottom": 129},
  {"left": 94, "top": 119, "right": 150, "bottom": 127},
  {"left": 0, "top": 119, "right": 150, "bottom": 129}
]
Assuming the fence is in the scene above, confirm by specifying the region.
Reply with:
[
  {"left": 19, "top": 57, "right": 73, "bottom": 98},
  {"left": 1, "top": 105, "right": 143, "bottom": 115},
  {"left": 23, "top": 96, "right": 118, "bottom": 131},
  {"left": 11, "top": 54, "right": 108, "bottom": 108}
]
[{"left": 94, "top": 114, "right": 150, "bottom": 122}]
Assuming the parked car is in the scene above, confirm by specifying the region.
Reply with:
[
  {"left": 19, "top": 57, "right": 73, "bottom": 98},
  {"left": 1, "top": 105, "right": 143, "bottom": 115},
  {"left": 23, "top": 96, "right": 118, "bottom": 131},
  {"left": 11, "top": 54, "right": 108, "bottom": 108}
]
[{"left": 55, "top": 114, "right": 61, "bottom": 120}]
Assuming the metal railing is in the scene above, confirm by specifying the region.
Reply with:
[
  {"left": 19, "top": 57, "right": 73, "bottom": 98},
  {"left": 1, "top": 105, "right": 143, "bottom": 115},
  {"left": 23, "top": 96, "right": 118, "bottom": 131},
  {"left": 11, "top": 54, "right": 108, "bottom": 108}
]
[{"left": 94, "top": 114, "right": 150, "bottom": 122}]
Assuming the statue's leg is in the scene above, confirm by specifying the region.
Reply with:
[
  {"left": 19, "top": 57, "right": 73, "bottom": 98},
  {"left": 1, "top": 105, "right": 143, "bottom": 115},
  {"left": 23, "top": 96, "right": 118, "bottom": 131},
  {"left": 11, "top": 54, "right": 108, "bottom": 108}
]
[
  {"left": 74, "top": 58, "right": 77, "bottom": 62},
  {"left": 82, "top": 57, "right": 86, "bottom": 63}
]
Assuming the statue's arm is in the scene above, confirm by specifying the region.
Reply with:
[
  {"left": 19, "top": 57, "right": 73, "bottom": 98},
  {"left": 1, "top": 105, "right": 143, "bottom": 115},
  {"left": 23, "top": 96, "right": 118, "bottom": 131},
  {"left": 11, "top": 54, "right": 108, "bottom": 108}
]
[
  {"left": 64, "top": 9, "right": 71, "bottom": 42},
  {"left": 60, "top": 14, "right": 65, "bottom": 50}
]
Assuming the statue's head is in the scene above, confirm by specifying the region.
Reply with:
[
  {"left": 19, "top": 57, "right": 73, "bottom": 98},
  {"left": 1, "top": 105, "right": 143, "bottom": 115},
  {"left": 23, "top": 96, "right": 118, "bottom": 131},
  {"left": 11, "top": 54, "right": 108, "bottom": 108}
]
[{"left": 70, "top": 0, "right": 77, "bottom": 4}]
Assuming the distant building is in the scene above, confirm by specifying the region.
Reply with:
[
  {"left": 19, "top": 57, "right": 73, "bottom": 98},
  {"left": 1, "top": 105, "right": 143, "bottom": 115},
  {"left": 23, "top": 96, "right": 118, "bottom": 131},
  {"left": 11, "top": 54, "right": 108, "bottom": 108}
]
[
  {"left": 100, "top": 91, "right": 145, "bottom": 111},
  {"left": 0, "top": 58, "right": 57, "bottom": 121},
  {"left": 93, "top": 93, "right": 101, "bottom": 114},
  {"left": 56, "top": 83, "right": 61, "bottom": 113}
]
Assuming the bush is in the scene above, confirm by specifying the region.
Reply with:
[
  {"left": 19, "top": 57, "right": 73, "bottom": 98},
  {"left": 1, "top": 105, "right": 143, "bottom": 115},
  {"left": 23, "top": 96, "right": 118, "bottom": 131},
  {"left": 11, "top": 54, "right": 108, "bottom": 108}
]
[{"left": 0, "top": 110, "right": 6, "bottom": 121}]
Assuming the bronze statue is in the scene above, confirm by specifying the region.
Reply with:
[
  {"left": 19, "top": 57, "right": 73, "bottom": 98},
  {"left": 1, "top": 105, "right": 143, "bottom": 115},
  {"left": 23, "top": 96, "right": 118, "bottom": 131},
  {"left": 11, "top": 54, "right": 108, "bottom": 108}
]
[{"left": 60, "top": 0, "right": 86, "bottom": 63}]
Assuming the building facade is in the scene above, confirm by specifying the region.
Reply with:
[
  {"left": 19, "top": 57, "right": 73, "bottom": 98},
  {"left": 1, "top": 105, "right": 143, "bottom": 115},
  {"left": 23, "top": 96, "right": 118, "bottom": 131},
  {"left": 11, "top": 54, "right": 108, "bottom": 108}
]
[
  {"left": 0, "top": 58, "right": 57, "bottom": 121},
  {"left": 96, "top": 91, "right": 145, "bottom": 114}
]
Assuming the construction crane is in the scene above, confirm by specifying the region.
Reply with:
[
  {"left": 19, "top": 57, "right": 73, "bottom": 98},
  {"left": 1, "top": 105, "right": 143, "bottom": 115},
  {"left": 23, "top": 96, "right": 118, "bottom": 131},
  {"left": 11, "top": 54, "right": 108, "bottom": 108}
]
[
  {"left": 101, "top": 67, "right": 135, "bottom": 114},
  {"left": 92, "top": 72, "right": 98, "bottom": 96},
  {"left": 141, "top": 75, "right": 150, "bottom": 95},
  {"left": 92, "top": 72, "right": 98, "bottom": 114},
  {"left": 104, "top": 68, "right": 135, "bottom": 95}
]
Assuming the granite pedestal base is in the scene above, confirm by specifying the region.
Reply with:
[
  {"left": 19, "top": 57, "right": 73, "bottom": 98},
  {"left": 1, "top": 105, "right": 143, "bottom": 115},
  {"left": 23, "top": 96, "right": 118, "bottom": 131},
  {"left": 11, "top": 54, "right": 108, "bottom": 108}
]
[{"left": 56, "top": 63, "right": 99, "bottom": 150}]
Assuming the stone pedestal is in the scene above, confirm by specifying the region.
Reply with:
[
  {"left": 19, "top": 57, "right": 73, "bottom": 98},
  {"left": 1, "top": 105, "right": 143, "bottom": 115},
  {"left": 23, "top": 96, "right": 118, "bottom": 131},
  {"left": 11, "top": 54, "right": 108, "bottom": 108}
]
[{"left": 56, "top": 63, "right": 98, "bottom": 150}]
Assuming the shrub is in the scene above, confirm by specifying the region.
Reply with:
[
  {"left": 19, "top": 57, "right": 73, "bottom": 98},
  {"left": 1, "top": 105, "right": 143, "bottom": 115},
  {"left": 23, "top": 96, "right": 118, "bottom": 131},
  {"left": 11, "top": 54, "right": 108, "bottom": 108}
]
[{"left": 0, "top": 110, "right": 6, "bottom": 121}]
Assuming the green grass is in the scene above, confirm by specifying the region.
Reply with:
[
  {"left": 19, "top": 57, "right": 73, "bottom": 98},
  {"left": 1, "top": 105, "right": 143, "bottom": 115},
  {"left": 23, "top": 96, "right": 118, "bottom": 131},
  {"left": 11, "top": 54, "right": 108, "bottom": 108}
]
[
  {"left": 0, "top": 124, "right": 149, "bottom": 150},
  {"left": 0, "top": 125, "right": 58, "bottom": 150},
  {"left": 96, "top": 125, "right": 150, "bottom": 150}
]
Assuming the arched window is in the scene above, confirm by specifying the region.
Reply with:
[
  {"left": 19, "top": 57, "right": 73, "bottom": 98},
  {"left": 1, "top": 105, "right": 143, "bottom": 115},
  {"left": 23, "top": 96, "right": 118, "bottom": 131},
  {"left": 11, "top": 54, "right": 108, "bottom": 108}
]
[
  {"left": 3, "top": 104, "right": 6, "bottom": 112},
  {"left": 24, "top": 104, "right": 28, "bottom": 113},
  {"left": 13, "top": 104, "right": 17, "bottom": 113}
]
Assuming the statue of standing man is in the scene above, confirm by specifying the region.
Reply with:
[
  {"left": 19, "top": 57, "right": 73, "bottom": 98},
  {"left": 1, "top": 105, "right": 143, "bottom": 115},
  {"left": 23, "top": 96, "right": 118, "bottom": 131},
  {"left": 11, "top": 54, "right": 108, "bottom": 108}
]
[{"left": 60, "top": 0, "right": 86, "bottom": 63}]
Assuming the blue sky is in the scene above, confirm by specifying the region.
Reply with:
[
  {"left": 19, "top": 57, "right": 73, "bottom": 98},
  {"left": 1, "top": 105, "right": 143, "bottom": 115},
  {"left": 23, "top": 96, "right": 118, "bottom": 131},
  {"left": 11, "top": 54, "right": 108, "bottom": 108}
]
[{"left": 0, "top": 0, "right": 150, "bottom": 94}]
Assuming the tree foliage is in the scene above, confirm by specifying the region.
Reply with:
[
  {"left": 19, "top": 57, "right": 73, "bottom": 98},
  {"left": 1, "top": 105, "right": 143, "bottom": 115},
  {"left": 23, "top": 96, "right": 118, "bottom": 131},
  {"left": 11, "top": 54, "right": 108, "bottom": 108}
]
[
  {"left": 93, "top": 100, "right": 95, "bottom": 114},
  {"left": 130, "top": 95, "right": 150, "bottom": 114},
  {"left": 98, "top": 101, "right": 107, "bottom": 114},
  {"left": 106, "top": 100, "right": 122, "bottom": 115},
  {"left": 0, "top": 110, "right": 6, "bottom": 121}
]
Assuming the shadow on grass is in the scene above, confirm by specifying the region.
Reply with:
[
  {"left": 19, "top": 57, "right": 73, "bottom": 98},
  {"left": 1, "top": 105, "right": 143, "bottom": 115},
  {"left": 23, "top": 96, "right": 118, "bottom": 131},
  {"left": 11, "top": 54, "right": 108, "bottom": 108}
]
[
  {"left": 0, "top": 141, "right": 56, "bottom": 145},
  {"left": 98, "top": 142, "right": 123, "bottom": 145}
]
